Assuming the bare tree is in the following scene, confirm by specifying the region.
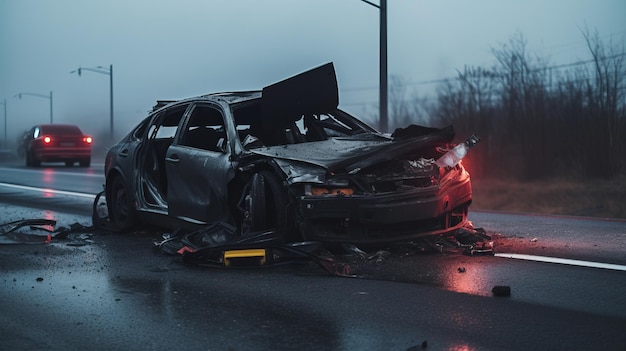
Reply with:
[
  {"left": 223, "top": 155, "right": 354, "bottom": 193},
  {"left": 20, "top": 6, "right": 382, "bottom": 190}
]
[
  {"left": 397, "top": 29, "right": 625, "bottom": 180},
  {"left": 582, "top": 27, "right": 625, "bottom": 177}
]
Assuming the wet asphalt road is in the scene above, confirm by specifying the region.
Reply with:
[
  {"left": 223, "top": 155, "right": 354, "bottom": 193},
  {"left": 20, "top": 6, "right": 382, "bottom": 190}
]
[{"left": 1, "top": 161, "right": 625, "bottom": 350}]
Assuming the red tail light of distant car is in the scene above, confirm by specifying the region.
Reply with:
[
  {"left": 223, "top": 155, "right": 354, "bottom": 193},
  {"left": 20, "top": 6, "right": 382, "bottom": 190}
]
[
  {"left": 83, "top": 136, "right": 93, "bottom": 144},
  {"left": 43, "top": 136, "right": 52, "bottom": 144}
]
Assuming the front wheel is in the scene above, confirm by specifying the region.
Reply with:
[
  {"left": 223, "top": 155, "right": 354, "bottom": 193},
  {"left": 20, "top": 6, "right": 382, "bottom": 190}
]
[
  {"left": 239, "top": 170, "right": 297, "bottom": 241},
  {"left": 108, "top": 176, "right": 136, "bottom": 231}
]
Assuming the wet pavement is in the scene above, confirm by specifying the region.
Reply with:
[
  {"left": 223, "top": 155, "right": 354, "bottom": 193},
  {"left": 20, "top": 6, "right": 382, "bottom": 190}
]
[{"left": 1, "top": 192, "right": 626, "bottom": 350}]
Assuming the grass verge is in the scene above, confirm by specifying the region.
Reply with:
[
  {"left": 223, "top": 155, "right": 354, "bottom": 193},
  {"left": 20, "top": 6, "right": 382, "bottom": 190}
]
[{"left": 470, "top": 176, "right": 626, "bottom": 219}]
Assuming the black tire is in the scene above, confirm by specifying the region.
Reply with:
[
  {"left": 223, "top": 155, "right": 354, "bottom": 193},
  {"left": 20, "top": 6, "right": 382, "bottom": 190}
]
[
  {"left": 108, "top": 176, "right": 136, "bottom": 231},
  {"left": 240, "top": 170, "right": 296, "bottom": 241},
  {"left": 79, "top": 157, "right": 91, "bottom": 167},
  {"left": 65, "top": 161, "right": 74, "bottom": 167},
  {"left": 26, "top": 150, "right": 40, "bottom": 167}
]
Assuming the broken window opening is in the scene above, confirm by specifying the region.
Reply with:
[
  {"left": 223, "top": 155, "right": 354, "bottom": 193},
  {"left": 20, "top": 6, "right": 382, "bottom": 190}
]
[{"left": 180, "top": 104, "right": 227, "bottom": 153}]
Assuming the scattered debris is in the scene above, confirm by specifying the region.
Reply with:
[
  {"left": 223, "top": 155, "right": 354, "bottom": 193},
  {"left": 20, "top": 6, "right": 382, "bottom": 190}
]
[
  {"left": 156, "top": 223, "right": 353, "bottom": 277},
  {"left": 368, "top": 249, "right": 391, "bottom": 264},
  {"left": 0, "top": 219, "right": 56, "bottom": 244},
  {"left": 530, "top": 237, "right": 538, "bottom": 242},
  {"left": 492, "top": 285, "right": 511, "bottom": 297},
  {"left": 405, "top": 341, "right": 428, "bottom": 351},
  {"left": 0, "top": 219, "right": 94, "bottom": 245},
  {"left": 153, "top": 219, "right": 497, "bottom": 277},
  {"left": 415, "top": 225, "right": 494, "bottom": 255}
]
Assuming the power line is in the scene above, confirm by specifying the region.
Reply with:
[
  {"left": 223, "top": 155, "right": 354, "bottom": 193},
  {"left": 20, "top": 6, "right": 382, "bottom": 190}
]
[{"left": 342, "top": 53, "right": 626, "bottom": 93}]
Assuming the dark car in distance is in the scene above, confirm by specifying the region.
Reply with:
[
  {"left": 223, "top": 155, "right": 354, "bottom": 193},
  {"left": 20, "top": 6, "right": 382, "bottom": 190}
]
[
  {"left": 18, "top": 124, "right": 93, "bottom": 167},
  {"left": 104, "top": 63, "right": 477, "bottom": 244}
]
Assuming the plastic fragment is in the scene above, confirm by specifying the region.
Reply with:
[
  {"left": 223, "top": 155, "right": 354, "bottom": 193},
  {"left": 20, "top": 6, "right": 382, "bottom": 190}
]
[{"left": 492, "top": 285, "right": 511, "bottom": 297}]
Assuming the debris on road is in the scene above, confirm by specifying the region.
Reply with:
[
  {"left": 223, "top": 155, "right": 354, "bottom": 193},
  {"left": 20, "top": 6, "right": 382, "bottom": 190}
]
[
  {"left": 0, "top": 219, "right": 56, "bottom": 244},
  {"left": 0, "top": 219, "right": 94, "bottom": 245},
  {"left": 156, "top": 223, "right": 354, "bottom": 277},
  {"left": 492, "top": 285, "right": 511, "bottom": 297}
]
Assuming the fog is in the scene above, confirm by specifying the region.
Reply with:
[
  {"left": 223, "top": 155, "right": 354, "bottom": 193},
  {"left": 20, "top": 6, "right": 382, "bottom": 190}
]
[{"left": 1, "top": 0, "right": 624, "bottom": 147}]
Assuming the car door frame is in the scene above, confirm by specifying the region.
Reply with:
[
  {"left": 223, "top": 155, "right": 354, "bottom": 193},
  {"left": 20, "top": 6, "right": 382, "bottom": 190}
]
[{"left": 164, "top": 101, "right": 236, "bottom": 225}]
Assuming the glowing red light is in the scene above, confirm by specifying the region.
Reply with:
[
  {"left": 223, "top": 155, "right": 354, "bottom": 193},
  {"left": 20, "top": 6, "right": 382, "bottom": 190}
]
[
  {"left": 43, "top": 136, "right": 52, "bottom": 144},
  {"left": 83, "top": 136, "right": 93, "bottom": 144}
]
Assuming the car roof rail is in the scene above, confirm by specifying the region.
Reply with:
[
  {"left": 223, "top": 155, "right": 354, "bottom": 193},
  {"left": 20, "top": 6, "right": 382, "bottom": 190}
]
[{"left": 152, "top": 100, "right": 177, "bottom": 112}]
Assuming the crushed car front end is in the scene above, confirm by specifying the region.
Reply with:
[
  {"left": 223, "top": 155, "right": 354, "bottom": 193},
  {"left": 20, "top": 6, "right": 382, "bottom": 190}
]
[
  {"left": 297, "top": 160, "right": 472, "bottom": 244},
  {"left": 256, "top": 125, "right": 478, "bottom": 244}
]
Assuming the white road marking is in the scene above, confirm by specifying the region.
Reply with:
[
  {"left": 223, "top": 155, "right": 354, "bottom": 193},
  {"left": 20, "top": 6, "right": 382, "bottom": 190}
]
[
  {"left": 0, "top": 165, "right": 105, "bottom": 178},
  {"left": 495, "top": 253, "right": 626, "bottom": 272},
  {"left": 0, "top": 182, "right": 96, "bottom": 199}
]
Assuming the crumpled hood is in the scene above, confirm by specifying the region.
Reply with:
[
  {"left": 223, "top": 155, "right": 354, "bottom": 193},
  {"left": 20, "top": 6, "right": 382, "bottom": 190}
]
[{"left": 249, "top": 126, "right": 454, "bottom": 173}]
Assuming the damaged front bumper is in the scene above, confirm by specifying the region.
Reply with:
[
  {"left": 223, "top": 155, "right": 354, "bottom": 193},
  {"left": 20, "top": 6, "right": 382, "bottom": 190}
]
[{"left": 298, "top": 176, "right": 472, "bottom": 243}]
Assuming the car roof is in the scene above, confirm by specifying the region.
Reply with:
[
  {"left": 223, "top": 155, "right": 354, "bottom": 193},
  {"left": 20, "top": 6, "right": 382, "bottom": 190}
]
[
  {"left": 37, "top": 124, "right": 83, "bottom": 134},
  {"left": 152, "top": 91, "right": 261, "bottom": 112}
]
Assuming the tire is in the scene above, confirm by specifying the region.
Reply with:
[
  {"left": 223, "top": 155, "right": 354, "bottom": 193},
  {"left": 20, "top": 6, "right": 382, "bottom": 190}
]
[
  {"left": 240, "top": 170, "right": 296, "bottom": 241},
  {"left": 65, "top": 161, "right": 74, "bottom": 167},
  {"left": 108, "top": 176, "right": 136, "bottom": 231},
  {"left": 79, "top": 157, "right": 91, "bottom": 167},
  {"left": 26, "top": 150, "right": 40, "bottom": 167}
]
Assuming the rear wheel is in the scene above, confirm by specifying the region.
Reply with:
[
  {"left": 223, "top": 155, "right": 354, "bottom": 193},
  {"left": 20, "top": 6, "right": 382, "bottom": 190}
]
[
  {"left": 108, "top": 176, "right": 136, "bottom": 231},
  {"left": 79, "top": 157, "right": 91, "bottom": 167},
  {"left": 26, "top": 150, "right": 40, "bottom": 167},
  {"left": 240, "top": 170, "right": 297, "bottom": 241},
  {"left": 65, "top": 161, "right": 74, "bottom": 167}
]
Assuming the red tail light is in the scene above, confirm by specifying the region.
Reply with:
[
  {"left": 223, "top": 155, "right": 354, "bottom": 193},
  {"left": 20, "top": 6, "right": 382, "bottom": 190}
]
[
  {"left": 83, "top": 136, "right": 93, "bottom": 144},
  {"left": 43, "top": 136, "right": 52, "bottom": 144}
]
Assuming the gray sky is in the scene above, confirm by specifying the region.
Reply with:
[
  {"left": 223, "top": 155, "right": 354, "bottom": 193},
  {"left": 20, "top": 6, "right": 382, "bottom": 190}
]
[{"left": 1, "top": 0, "right": 625, "bottom": 141}]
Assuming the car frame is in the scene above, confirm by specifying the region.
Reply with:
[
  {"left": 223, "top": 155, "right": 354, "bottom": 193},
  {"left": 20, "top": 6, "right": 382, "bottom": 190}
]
[
  {"left": 104, "top": 63, "right": 475, "bottom": 244},
  {"left": 18, "top": 124, "right": 93, "bottom": 167}
]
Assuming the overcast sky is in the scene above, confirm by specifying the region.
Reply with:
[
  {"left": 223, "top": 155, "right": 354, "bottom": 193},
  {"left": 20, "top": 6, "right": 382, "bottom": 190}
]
[{"left": 1, "top": 0, "right": 624, "bottom": 141}]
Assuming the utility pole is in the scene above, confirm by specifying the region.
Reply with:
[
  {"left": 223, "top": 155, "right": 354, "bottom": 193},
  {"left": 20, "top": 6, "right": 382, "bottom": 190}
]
[
  {"left": 0, "top": 98, "right": 6, "bottom": 147},
  {"left": 71, "top": 65, "right": 114, "bottom": 140},
  {"left": 360, "top": 0, "right": 388, "bottom": 132}
]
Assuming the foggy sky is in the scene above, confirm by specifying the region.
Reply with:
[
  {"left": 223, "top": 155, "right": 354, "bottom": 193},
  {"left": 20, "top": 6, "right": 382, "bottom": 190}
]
[{"left": 1, "top": 0, "right": 624, "bottom": 143}]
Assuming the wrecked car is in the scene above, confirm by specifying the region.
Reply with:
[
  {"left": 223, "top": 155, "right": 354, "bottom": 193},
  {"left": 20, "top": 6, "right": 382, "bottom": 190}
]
[{"left": 104, "top": 62, "right": 477, "bottom": 244}]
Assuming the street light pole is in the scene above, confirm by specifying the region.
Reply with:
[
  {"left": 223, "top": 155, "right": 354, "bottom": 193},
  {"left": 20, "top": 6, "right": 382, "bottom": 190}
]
[
  {"left": 0, "top": 98, "right": 6, "bottom": 147},
  {"left": 71, "top": 64, "right": 114, "bottom": 140},
  {"left": 359, "top": 0, "right": 388, "bottom": 132},
  {"left": 109, "top": 65, "right": 114, "bottom": 141},
  {"left": 15, "top": 91, "right": 54, "bottom": 124}
]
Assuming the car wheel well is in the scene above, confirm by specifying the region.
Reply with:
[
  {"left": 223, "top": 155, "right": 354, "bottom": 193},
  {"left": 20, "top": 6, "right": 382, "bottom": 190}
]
[{"left": 228, "top": 165, "right": 300, "bottom": 242}]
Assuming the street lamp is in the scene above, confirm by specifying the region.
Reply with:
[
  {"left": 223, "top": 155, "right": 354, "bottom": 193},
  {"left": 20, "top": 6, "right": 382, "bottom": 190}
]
[
  {"left": 15, "top": 91, "right": 54, "bottom": 124},
  {"left": 71, "top": 65, "right": 114, "bottom": 140},
  {"left": 359, "top": 0, "right": 388, "bottom": 132},
  {"left": 0, "top": 98, "right": 6, "bottom": 147}
]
